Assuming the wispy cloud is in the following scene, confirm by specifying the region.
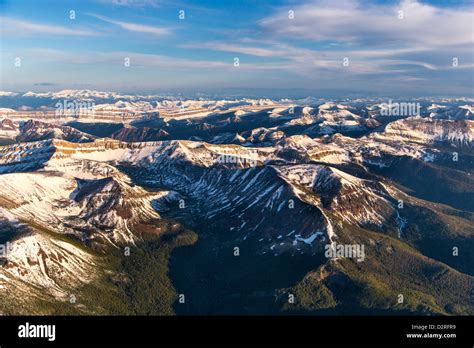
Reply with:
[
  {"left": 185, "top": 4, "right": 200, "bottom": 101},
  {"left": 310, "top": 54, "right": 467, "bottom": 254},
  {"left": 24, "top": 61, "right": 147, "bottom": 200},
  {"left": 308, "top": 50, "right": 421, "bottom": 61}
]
[
  {"left": 87, "top": 13, "right": 171, "bottom": 36},
  {"left": 4, "top": 47, "right": 298, "bottom": 72},
  {"left": 0, "top": 17, "right": 97, "bottom": 36},
  {"left": 181, "top": 40, "right": 444, "bottom": 75},
  {"left": 259, "top": 0, "right": 473, "bottom": 47},
  {"left": 182, "top": 0, "right": 473, "bottom": 78},
  {"left": 34, "top": 82, "right": 58, "bottom": 86},
  {"left": 7, "top": 48, "right": 228, "bottom": 69},
  {"left": 181, "top": 42, "right": 282, "bottom": 57}
]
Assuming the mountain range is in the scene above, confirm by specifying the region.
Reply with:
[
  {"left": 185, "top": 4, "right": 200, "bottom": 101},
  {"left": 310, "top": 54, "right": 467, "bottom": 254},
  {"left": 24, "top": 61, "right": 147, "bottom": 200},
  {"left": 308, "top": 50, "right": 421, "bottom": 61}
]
[{"left": 0, "top": 91, "right": 472, "bottom": 315}]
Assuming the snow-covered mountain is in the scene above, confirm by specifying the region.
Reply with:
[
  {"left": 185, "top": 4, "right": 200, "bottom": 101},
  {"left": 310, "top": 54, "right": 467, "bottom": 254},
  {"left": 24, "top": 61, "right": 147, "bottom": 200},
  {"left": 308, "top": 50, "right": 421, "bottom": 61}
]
[
  {"left": 370, "top": 117, "right": 473, "bottom": 148},
  {"left": 17, "top": 120, "right": 96, "bottom": 143},
  {"left": 0, "top": 96, "right": 473, "bottom": 315}
]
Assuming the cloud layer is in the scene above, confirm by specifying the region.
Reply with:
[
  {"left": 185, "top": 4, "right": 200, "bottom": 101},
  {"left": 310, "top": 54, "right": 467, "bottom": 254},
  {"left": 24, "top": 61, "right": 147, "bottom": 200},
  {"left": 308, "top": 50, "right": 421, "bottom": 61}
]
[
  {"left": 1, "top": 0, "right": 472, "bottom": 95},
  {"left": 259, "top": 0, "right": 473, "bottom": 47},
  {"left": 87, "top": 13, "right": 170, "bottom": 36}
]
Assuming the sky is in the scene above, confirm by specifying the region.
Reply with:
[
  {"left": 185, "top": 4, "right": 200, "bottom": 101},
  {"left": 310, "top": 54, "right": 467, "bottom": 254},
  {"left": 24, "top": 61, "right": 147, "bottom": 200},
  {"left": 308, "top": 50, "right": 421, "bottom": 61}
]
[{"left": 0, "top": 0, "right": 473, "bottom": 97}]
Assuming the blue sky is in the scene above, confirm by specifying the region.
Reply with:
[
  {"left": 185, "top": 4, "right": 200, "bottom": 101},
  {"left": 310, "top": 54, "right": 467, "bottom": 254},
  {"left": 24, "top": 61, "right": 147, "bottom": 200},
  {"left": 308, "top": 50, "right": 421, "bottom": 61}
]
[{"left": 0, "top": 0, "right": 473, "bottom": 97}]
